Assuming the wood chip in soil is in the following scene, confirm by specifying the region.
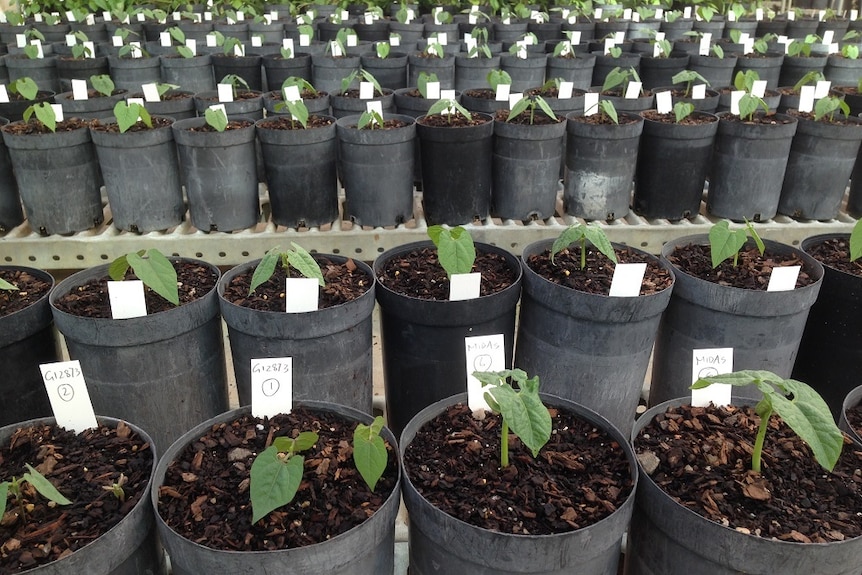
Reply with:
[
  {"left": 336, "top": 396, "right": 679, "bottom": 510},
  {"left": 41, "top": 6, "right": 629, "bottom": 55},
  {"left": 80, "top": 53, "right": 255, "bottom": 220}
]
[
  {"left": 52, "top": 260, "right": 218, "bottom": 318},
  {"left": 221, "top": 256, "right": 372, "bottom": 311},
  {"left": 0, "top": 270, "right": 51, "bottom": 318},
  {"left": 376, "top": 246, "right": 518, "bottom": 300},
  {"left": 526, "top": 246, "right": 673, "bottom": 296},
  {"left": 668, "top": 243, "right": 816, "bottom": 290},
  {"left": 0, "top": 421, "right": 153, "bottom": 574},
  {"left": 258, "top": 115, "right": 333, "bottom": 130},
  {"left": 156, "top": 407, "right": 398, "bottom": 551},
  {"left": 402, "top": 403, "right": 633, "bottom": 535},
  {"left": 804, "top": 237, "right": 862, "bottom": 278},
  {"left": 419, "top": 113, "right": 489, "bottom": 127},
  {"left": 493, "top": 108, "right": 564, "bottom": 125},
  {"left": 1, "top": 118, "right": 94, "bottom": 135},
  {"left": 635, "top": 403, "right": 862, "bottom": 542}
]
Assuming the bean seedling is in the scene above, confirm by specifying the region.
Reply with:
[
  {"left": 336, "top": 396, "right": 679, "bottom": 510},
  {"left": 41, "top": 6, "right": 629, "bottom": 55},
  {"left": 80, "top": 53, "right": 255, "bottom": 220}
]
[
  {"left": 249, "top": 431, "right": 319, "bottom": 523},
  {"left": 108, "top": 248, "right": 179, "bottom": 306},
  {"left": 1, "top": 464, "right": 72, "bottom": 520},
  {"left": 248, "top": 243, "right": 325, "bottom": 295},
  {"left": 428, "top": 225, "right": 475, "bottom": 277},
  {"left": 550, "top": 222, "right": 617, "bottom": 269},
  {"left": 708, "top": 219, "right": 764, "bottom": 268}
]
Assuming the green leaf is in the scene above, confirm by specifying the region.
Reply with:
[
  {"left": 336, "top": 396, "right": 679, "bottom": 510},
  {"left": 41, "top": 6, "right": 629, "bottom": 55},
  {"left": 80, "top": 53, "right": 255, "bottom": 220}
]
[
  {"left": 204, "top": 107, "right": 228, "bottom": 132},
  {"left": 23, "top": 464, "right": 71, "bottom": 505},
  {"left": 285, "top": 100, "right": 309, "bottom": 128},
  {"left": 249, "top": 446, "right": 305, "bottom": 523},
  {"left": 507, "top": 96, "right": 530, "bottom": 121},
  {"left": 485, "top": 375, "right": 551, "bottom": 457},
  {"left": 600, "top": 100, "right": 618, "bottom": 124},
  {"left": 708, "top": 220, "right": 747, "bottom": 268},
  {"left": 0, "top": 481, "right": 7, "bottom": 518},
  {"left": 108, "top": 254, "right": 131, "bottom": 280},
  {"left": 90, "top": 74, "right": 114, "bottom": 97},
  {"left": 376, "top": 41, "right": 390, "bottom": 59},
  {"left": 176, "top": 45, "right": 194, "bottom": 58},
  {"left": 31, "top": 102, "right": 56, "bottom": 132},
  {"left": 353, "top": 416, "right": 388, "bottom": 491},
  {"left": 673, "top": 101, "right": 694, "bottom": 123},
  {"left": 10, "top": 77, "right": 38, "bottom": 101},
  {"left": 417, "top": 71, "right": 438, "bottom": 99},
  {"left": 850, "top": 219, "right": 862, "bottom": 262},
  {"left": 550, "top": 224, "right": 586, "bottom": 264},
  {"left": 428, "top": 225, "right": 476, "bottom": 277},
  {"left": 583, "top": 224, "right": 618, "bottom": 264},
  {"left": 126, "top": 249, "right": 179, "bottom": 305},
  {"left": 249, "top": 249, "right": 280, "bottom": 294},
  {"left": 287, "top": 242, "right": 324, "bottom": 286},
  {"left": 0, "top": 278, "right": 18, "bottom": 290},
  {"left": 744, "top": 220, "right": 765, "bottom": 255},
  {"left": 113, "top": 101, "right": 140, "bottom": 133}
]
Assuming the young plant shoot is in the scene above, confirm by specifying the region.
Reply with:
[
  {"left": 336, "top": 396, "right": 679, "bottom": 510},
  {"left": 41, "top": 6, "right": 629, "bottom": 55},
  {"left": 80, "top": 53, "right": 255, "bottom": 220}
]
[
  {"left": 108, "top": 248, "right": 180, "bottom": 305},
  {"left": 691, "top": 370, "right": 844, "bottom": 473},
  {"left": 472, "top": 369, "right": 552, "bottom": 468},
  {"left": 851, "top": 219, "right": 862, "bottom": 262},
  {"left": 248, "top": 243, "right": 325, "bottom": 295},
  {"left": 249, "top": 431, "right": 319, "bottom": 523},
  {"left": 352, "top": 416, "right": 388, "bottom": 491},
  {"left": 0, "top": 464, "right": 72, "bottom": 520},
  {"left": 708, "top": 219, "right": 764, "bottom": 268},
  {"left": 427, "top": 225, "right": 476, "bottom": 277},
  {"left": 550, "top": 222, "right": 617, "bottom": 269}
]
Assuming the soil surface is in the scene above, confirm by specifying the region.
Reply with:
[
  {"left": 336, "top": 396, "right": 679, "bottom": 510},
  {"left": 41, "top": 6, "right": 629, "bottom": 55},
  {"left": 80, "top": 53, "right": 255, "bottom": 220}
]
[
  {"left": 0, "top": 421, "right": 153, "bottom": 574},
  {"left": 221, "top": 256, "right": 372, "bottom": 311},
  {"left": 129, "top": 90, "right": 192, "bottom": 102},
  {"left": 199, "top": 90, "right": 261, "bottom": 101},
  {"left": 1, "top": 118, "right": 93, "bottom": 135},
  {"left": 265, "top": 89, "right": 327, "bottom": 101},
  {"left": 641, "top": 110, "right": 718, "bottom": 125},
  {"left": 805, "top": 236, "right": 862, "bottom": 277},
  {"left": 787, "top": 109, "right": 862, "bottom": 126},
  {"left": 526, "top": 86, "right": 586, "bottom": 99},
  {"left": 403, "top": 402, "right": 633, "bottom": 535},
  {"left": 526, "top": 245, "right": 673, "bottom": 296},
  {"left": 635, "top": 403, "right": 862, "bottom": 542},
  {"left": 418, "top": 111, "right": 489, "bottom": 127},
  {"left": 719, "top": 110, "right": 792, "bottom": 125},
  {"left": 343, "top": 118, "right": 408, "bottom": 129},
  {"left": 59, "top": 89, "right": 125, "bottom": 99},
  {"left": 376, "top": 246, "right": 518, "bottom": 300},
  {"left": 157, "top": 407, "right": 398, "bottom": 551},
  {"left": 52, "top": 260, "right": 218, "bottom": 318},
  {"left": 573, "top": 112, "right": 640, "bottom": 125},
  {"left": 187, "top": 119, "right": 253, "bottom": 132},
  {"left": 257, "top": 115, "right": 333, "bottom": 130},
  {"left": 0, "top": 270, "right": 51, "bottom": 317},
  {"left": 493, "top": 108, "right": 563, "bottom": 125},
  {"left": 336, "top": 88, "right": 386, "bottom": 98},
  {"left": 667, "top": 243, "right": 816, "bottom": 290},
  {"left": 464, "top": 88, "right": 494, "bottom": 100},
  {"left": 91, "top": 116, "right": 173, "bottom": 133}
]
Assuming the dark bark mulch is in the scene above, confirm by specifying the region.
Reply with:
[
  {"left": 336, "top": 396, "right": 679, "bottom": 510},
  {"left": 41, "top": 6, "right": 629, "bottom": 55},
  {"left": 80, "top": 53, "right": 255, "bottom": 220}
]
[
  {"left": 464, "top": 88, "right": 494, "bottom": 100},
  {"left": 91, "top": 116, "right": 173, "bottom": 133},
  {"left": 525, "top": 246, "right": 673, "bottom": 296},
  {"left": 402, "top": 403, "right": 634, "bottom": 535},
  {"left": 572, "top": 112, "right": 641, "bottom": 125},
  {"left": 265, "top": 89, "right": 328, "bottom": 101},
  {"left": 635, "top": 403, "right": 862, "bottom": 542},
  {"left": 787, "top": 109, "right": 862, "bottom": 126},
  {"left": 846, "top": 404, "right": 862, "bottom": 439},
  {"left": 718, "top": 110, "right": 793, "bottom": 125},
  {"left": 336, "top": 88, "right": 386, "bottom": 98},
  {"left": 187, "top": 119, "right": 253, "bottom": 132},
  {"left": 1, "top": 118, "right": 94, "bottom": 135},
  {"left": 805, "top": 236, "right": 862, "bottom": 277},
  {"left": 641, "top": 110, "right": 718, "bottom": 125},
  {"left": 343, "top": 118, "right": 408, "bottom": 129},
  {"left": 257, "top": 115, "right": 333, "bottom": 130},
  {"left": 156, "top": 407, "right": 398, "bottom": 551},
  {"left": 0, "top": 270, "right": 51, "bottom": 317},
  {"left": 493, "top": 109, "right": 564, "bottom": 125},
  {"left": 667, "top": 243, "right": 816, "bottom": 290},
  {"left": 58, "top": 89, "right": 125, "bottom": 100},
  {"left": 525, "top": 86, "right": 586, "bottom": 99},
  {"left": 0, "top": 421, "right": 153, "bottom": 574},
  {"left": 418, "top": 112, "right": 489, "bottom": 127},
  {"left": 221, "top": 256, "right": 372, "bottom": 311},
  {"left": 376, "top": 246, "right": 518, "bottom": 300},
  {"left": 199, "top": 90, "right": 261, "bottom": 101},
  {"left": 52, "top": 260, "right": 218, "bottom": 318}
]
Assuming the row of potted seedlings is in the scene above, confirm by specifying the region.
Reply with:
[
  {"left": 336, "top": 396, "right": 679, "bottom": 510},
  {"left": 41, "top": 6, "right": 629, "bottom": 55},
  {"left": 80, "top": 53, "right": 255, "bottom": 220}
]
[{"left": 2, "top": 218, "right": 862, "bottom": 573}]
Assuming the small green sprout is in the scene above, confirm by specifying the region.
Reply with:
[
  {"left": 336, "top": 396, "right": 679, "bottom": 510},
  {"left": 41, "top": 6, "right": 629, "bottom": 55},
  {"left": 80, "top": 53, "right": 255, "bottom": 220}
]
[
  {"left": 550, "top": 222, "right": 617, "bottom": 269},
  {"left": 0, "top": 278, "right": 19, "bottom": 290},
  {"left": 708, "top": 219, "right": 765, "bottom": 268},
  {"left": 108, "top": 248, "right": 179, "bottom": 306},
  {"left": 507, "top": 95, "right": 558, "bottom": 124},
  {"left": 352, "top": 416, "right": 388, "bottom": 491},
  {"left": 249, "top": 431, "right": 319, "bottom": 523},
  {"left": 427, "top": 225, "right": 475, "bottom": 277},
  {"left": 357, "top": 109, "right": 384, "bottom": 129},
  {"left": 248, "top": 243, "right": 325, "bottom": 295},
  {"left": 426, "top": 98, "right": 472, "bottom": 125},
  {"left": 813, "top": 95, "right": 850, "bottom": 122},
  {"left": 671, "top": 69, "right": 710, "bottom": 98},
  {"left": 417, "top": 71, "right": 439, "bottom": 99},
  {"left": 204, "top": 107, "right": 229, "bottom": 132},
  {"left": 673, "top": 101, "right": 695, "bottom": 123},
  {"left": 113, "top": 101, "right": 152, "bottom": 133},
  {"left": 691, "top": 370, "right": 844, "bottom": 473},
  {"left": 101, "top": 473, "right": 127, "bottom": 502},
  {"left": 850, "top": 219, "right": 862, "bottom": 262},
  {"left": 0, "top": 464, "right": 72, "bottom": 520},
  {"left": 91, "top": 74, "right": 115, "bottom": 98},
  {"left": 23, "top": 102, "right": 57, "bottom": 132},
  {"left": 8, "top": 77, "right": 38, "bottom": 101}
]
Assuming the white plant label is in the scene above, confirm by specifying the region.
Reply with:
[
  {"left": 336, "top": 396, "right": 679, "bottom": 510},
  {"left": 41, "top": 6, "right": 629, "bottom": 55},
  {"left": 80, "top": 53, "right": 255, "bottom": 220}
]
[
  {"left": 508, "top": 93, "right": 523, "bottom": 109},
  {"left": 251, "top": 35, "right": 262, "bottom": 47},
  {"left": 347, "top": 33, "right": 358, "bottom": 47},
  {"left": 237, "top": 11, "right": 245, "bottom": 20},
  {"left": 33, "top": 13, "right": 42, "bottom": 22},
  {"left": 814, "top": 80, "right": 831, "bottom": 99},
  {"left": 615, "top": 31, "right": 626, "bottom": 43},
  {"left": 426, "top": 81, "right": 441, "bottom": 100},
  {"left": 207, "top": 33, "right": 217, "bottom": 47},
  {"left": 366, "top": 100, "right": 383, "bottom": 115},
  {"left": 787, "top": 10, "right": 795, "bottom": 20},
  {"left": 285, "top": 277, "right": 319, "bottom": 312},
  {"left": 204, "top": 11, "right": 213, "bottom": 20},
  {"left": 465, "top": 334, "right": 506, "bottom": 412},
  {"left": 0, "top": 12, "right": 7, "bottom": 23},
  {"left": 822, "top": 30, "right": 834, "bottom": 44},
  {"left": 250, "top": 357, "right": 292, "bottom": 418},
  {"left": 469, "top": 12, "right": 477, "bottom": 24},
  {"left": 515, "top": 43, "right": 527, "bottom": 59},
  {"left": 71, "top": 79, "right": 88, "bottom": 101},
  {"left": 438, "top": 32, "right": 448, "bottom": 45},
  {"left": 0, "top": 86, "right": 8, "bottom": 104},
  {"left": 819, "top": 9, "right": 826, "bottom": 21},
  {"left": 569, "top": 31, "right": 581, "bottom": 45},
  {"left": 742, "top": 37, "right": 754, "bottom": 54},
  {"left": 767, "top": 265, "right": 800, "bottom": 292},
  {"left": 751, "top": 80, "right": 767, "bottom": 98},
  {"left": 690, "top": 348, "right": 733, "bottom": 407},
  {"left": 632, "top": 11, "right": 640, "bottom": 22},
  {"left": 465, "top": 37, "right": 477, "bottom": 54},
  {"left": 799, "top": 85, "right": 815, "bottom": 113},
  {"left": 217, "top": 83, "right": 234, "bottom": 102},
  {"left": 692, "top": 84, "right": 707, "bottom": 99},
  {"left": 137, "top": 12, "right": 146, "bottom": 21},
  {"left": 559, "top": 81, "right": 574, "bottom": 99},
  {"left": 209, "top": 104, "right": 227, "bottom": 117},
  {"left": 828, "top": 42, "right": 840, "bottom": 54},
  {"left": 585, "top": 91, "right": 600, "bottom": 115},
  {"left": 699, "top": 35, "right": 710, "bottom": 56},
  {"left": 127, "top": 97, "right": 145, "bottom": 106},
  {"left": 434, "top": 7, "right": 444, "bottom": 24},
  {"left": 495, "top": 83, "right": 510, "bottom": 101},
  {"left": 623, "top": 8, "right": 632, "bottom": 19},
  {"left": 684, "top": 6, "right": 692, "bottom": 18},
  {"left": 283, "top": 85, "right": 301, "bottom": 103},
  {"left": 107, "top": 280, "right": 147, "bottom": 319},
  {"left": 440, "top": 89, "right": 456, "bottom": 100},
  {"left": 604, "top": 38, "right": 615, "bottom": 54},
  {"left": 390, "top": 35, "right": 400, "bottom": 46},
  {"left": 853, "top": 10, "right": 859, "bottom": 20},
  {"left": 655, "top": 32, "right": 665, "bottom": 41},
  {"left": 142, "top": 83, "right": 161, "bottom": 102},
  {"left": 186, "top": 39, "right": 196, "bottom": 55},
  {"left": 66, "top": 33, "right": 77, "bottom": 47},
  {"left": 270, "top": 10, "right": 278, "bottom": 21},
  {"left": 655, "top": 8, "right": 663, "bottom": 19},
  {"left": 449, "top": 272, "right": 482, "bottom": 301},
  {"left": 730, "top": 90, "right": 744, "bottom": 115},
  {"left": 728, "top": 9, "right": 736, "bottom": 21},
  {"left": 129, "top": 42, "right": 143, "bottom": 57},
  {"left": 653, "top": 42, "right": 662, "bottom": 58},
  {"left": 365, "top": 12, "right": 374, "bottom": 25},
  {"left": 609, "top": 263, "right": 647, "bottom": 297},
  {"left": 359, "top": 81, "right": 374, "bottom": 99},
  {"left": 83, "top": 41, "right": 95, "bottom": 58},
  {"left": 755, "top": 8, "right": 763, "bottom": 20},
  {"left": 233, "top": 42, "right": 245, "bottom": 56},
  {"left": 330, "top": 40, "right": 343, "bottom": 57},
  {"left": 112, "top": 35, "right": 124, "bottom": 48},
  {"left": 51, "top": 104, "right": 63, "bottom": 122},
  {"left": 625, "top": 81, "right": 642, "bottom": 99},
  {"left": 41, "top": 360, "right": 98, "bottom": 432},
  {"left": 656, "top": 90, "right": 673, "bottom": 114},
  {"left": 594, "top": 8, "right": 603, "bottom": 19},
  {"left": 300, "top": 34, "right": 311, "bottom": 47},
  {"left": 160, "top": 31, "right": 171, "bottom": 47},
  {"left": 66, "top": 10, "right": 76, "bottom": 21}
]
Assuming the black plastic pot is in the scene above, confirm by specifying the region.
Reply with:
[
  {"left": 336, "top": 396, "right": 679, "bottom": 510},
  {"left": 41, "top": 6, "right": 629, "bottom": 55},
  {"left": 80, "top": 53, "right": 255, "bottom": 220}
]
[
  {"left": 778, "top": 115, "right": 862, "bottom": 220},
  {"left": 360, "top": 52, "right": 408, "bottom": 90},
  {"left": 172, "top": 117, "right": 259, "bottom": 232},
  {"left": 55, "top": 55, "right": 110, "bottom": 92},
  {"left": 633, "top": 111, "right": 718, "bottom": 221},
  {"left": 262, "top": 91, "right": 330, "bottom": 116},
  {"left": 637, "top": 53, "right": 689, "bottom": 90},
  {"left": 256, "top": 115, "right": 338, "bottom": 228},
  {"left": 50, "top": 259, "right": 228, "bottom": 453},
  {"left": 824, "top": 53, "right": 862, "bottom": 87},
  {"left": 6, "top": 54, "right": 60, "bottom": 92},
  {"left": 311, "top": 54, "right": 361, "bottom": 95},
  {"left": 0, "top": 116, "right": 22, "bottom": 230},
  {"left": 193, "top": 89, "right": 264, "bottom": 120},
  {"left": 90, "top": 116, "right": 184, "bottom": 233},
  {"left": 706, "top": 112, "right": 797, "bottom": 222},
  {"left": 219, "top": 257, "right": 376, "bottom": 413},
  {"left": 126, "top": 89, "right": 196, "bottom": 120},
  {"left": 55, "top": 89, "right": 128, "bottom": 120},
  {"left": 330, "top": 88, "right": 395, "bottom": 118},
  {"left": 649, "top": 235, "right": 823, "bottom": 407},
  {"left": 262, "top": 52, "right": 312, "bottom": 92},
  {"left": 515, "top": 239, "right": 674, "bottom": 436},
  {"left": 792, "top": 234, "right": 862, "bottom": 420},
  {"left": 491, "top": 113, "right": 565, "bottom": 221},
  {"left": 1, "top": 416, "right": 166, "bottom": 574},
  {"left": 107, "top": 55, "right": 162, "bottom": 92},
  {"left": 402, "top": 392, "right": 637, "bottom": 575},
  {"left": 454, "top": 53, "right": 501, "bottom": 91},
  {"left": 546, "top": 53, "right": 596, "bottom": 91},
  {"left": 0, "top": 267, "right": 58, "bottom": 427},
  {"left": 779, "top": 54, "right": 828, "bottom": 88},
  {"left": 563, "top": 111, "right": 644, "bottom": 221},
  {"left": 210, "top": 53, "right": 263, "bottom": 91},
  {"left": 336, "top": 113, "right": 415, "bottom": 227},
  {"left": 374, "top": 241, "right": 522, "bottom": 436},
  {"left": 686, "top": 53, "right": 738, "bottom": 91},
  {"left": 733, "top": 52, "right": 784, "bottom": 90},
  {"left": 626, "top": 397, "right": 862, "bottom": 575},
  {"left": 416, "top": 111, "right": 494, "bottom": 225},
  {"left": 660, "top": 18, "right": 694, "bottom": 41},
  {"left": 591, "top": 51, "right": 640, "bottom": 87},
  {"left": 0, "top": 89, "right": 54, "bottom": 123},
  {"left": 407, "top": 53, "right": 455, "bottom": 89},
  {"left": 500, "top": 53, "right": 548, "bottom": 92},
  {"left": 152, "top": 402, "right": 400, "bottom": 574},
  {"left": 1, "top": 120, "right": 103, "bottom": 235},
  {"left": 840, "top": 385, "right": 862, "bottom": 447},
  {"left": 159, "top": 54, "right": 215, "bottom": 94}
]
